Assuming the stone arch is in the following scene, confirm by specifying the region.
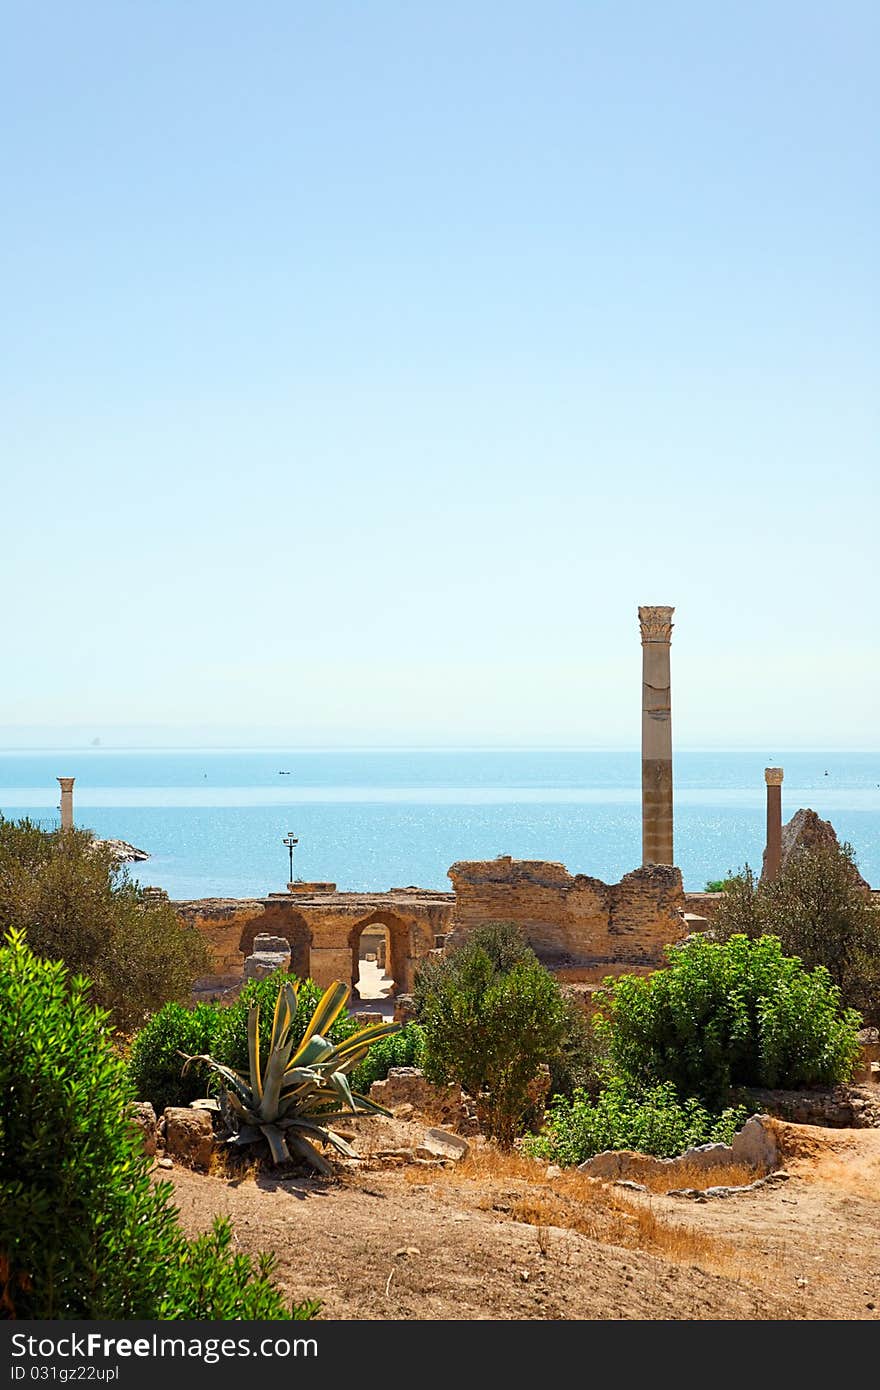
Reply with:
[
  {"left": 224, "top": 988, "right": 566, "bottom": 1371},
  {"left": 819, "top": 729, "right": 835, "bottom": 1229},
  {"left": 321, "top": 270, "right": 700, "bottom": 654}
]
[
  {"left": 237, "top": 905, "right": 313, "bottom": 980},
  {"left": 347, "top": 911, "right": 414, "bottom": 998}
]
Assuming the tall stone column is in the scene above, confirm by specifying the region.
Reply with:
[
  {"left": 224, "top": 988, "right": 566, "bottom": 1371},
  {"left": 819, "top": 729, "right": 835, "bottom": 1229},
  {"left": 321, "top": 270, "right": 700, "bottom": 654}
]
[
  {"left": 57, "top": 777, "right": 75, "bottom": 830},
  {"left": 762, "top": 767, "right": 784, "bottom": 881},
  {"left": 639, "top": 606, "right": 674, "bottom": 866}
]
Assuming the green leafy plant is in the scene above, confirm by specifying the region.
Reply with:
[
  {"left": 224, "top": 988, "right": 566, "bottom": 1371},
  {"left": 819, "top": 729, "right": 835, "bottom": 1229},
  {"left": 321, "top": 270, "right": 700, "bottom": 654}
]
[
  {"left": 415, "top": 922, "right": 571, "bottom": 1146},
  {"left": 704, "top": 873, "right": 737, "bottom": 893},
  {"left": 598, "top": 933, "right": 862, "bottom": 1104},
  {"left": 128, "top": 971, "right": 362, "bottom": 1112},
  {"left": 712, "top": 845, "right": 880, "bottom": 1015},
  {"left": 523, "top": 1079, "right": 747, "bottom": 1166},
  {"left": 182, "top": 977, "right": 399, "bottom": 1172},
  {"left": 0, "top": 928, "right": 317, "bottom": 1319},
  {"left": 0, "top": 815, "right": 207, "bottom": 1029},
  {"left": 348, "top": 1022, "right": 426, "bottom": 1094}
]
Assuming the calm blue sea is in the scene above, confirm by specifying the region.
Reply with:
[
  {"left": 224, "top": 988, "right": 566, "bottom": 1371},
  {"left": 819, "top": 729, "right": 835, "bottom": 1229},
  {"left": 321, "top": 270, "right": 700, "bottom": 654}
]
[{"left": 1, "top": 749, "right": 878, "bottom": 898}]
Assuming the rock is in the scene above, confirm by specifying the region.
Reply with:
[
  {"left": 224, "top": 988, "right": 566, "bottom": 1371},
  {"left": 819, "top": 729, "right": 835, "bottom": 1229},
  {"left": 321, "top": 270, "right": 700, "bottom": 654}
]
[
  {"left": 768, "top": 808, "right": 871, "bottom": 890},
  {"left": 129, "top": 1102, "right": 157, "bottom": 1156},
  {"left": 545, "top": 1164, "right": 562, "bottom": 1179},
  {"left": 369, "top": 1068, "right": 464, "bottom": 1125},
  {"left": 577, "top": 1116, "right": 777, "bottom": 1183},
  {"left": 253, "top": 933, "right": 293, "bottom": 955},
  {"left": 92, "top": 838, "right": 150, "bottom": 863},
  {"left": 393, "top": 994, "right": 417, "bottom": 1024},
  {"left": 163, "top": 1106, "right": 215, "bottom": 1171},
  {"left": 157, "top": 1157, "right": 173, "bottom": 1169},
  {"left": 393, "top": 1103, "right": 415, "bottom": 1121},
  {"left": 393, "top": 1246, "right": 421, "bottom": 1258},
  {"left": 190, "top": 1098, "right": 221, "bottom": 1118},
  {"left": 243, "top": 934, "right": 291, "bottom": 981},
  {"left": 421, "top": 1128, "right": 469, "bottom": 1161}
]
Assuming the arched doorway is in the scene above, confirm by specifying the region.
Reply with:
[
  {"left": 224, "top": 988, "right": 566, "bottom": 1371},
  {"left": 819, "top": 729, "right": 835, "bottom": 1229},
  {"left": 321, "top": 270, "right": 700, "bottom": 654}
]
[
  {"left": 348, "top": 912, "right": 410, "bottom": 999},
  {"left": 238, "top": 906, "right": 312, "bottom": 980}
]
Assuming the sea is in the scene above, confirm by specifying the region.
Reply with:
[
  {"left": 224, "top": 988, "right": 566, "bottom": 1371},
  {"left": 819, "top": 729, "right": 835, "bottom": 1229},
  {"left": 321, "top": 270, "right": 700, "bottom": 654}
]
[{"left": 1, "top": 749, "right": 878, "bottom": 900}]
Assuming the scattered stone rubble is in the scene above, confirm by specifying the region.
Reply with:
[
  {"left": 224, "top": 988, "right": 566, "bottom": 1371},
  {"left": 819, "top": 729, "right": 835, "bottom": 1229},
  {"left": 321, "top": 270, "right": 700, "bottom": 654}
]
[
  {"left": 243, "top": 933, "right": 292, "bottom": 981},
  {"left": 577, "top": 1115, "right": 778, "bottom": 1183}
]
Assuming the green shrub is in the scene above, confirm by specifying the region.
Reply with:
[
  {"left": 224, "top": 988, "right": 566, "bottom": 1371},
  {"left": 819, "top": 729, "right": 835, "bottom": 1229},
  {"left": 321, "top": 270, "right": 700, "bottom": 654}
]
[
  {"left": 0, "top": 929, "right": 317, "bottom": 1319},
  {"left": 127, "top": 1000, "right": 221, "bottom": 1110},
  {"left": 0, "top": 816, "right": 208, "bottom": 1029},
  {"left": 186, "top": 979, "right": 398, "bottom": 1172},
  {"left": 129, "top": 970, "right": 362, "bottom": 1112},
  {"left": 523, "top": 1079, "right": 747, "bottom": 1166},
  {"left": 415, "top": 923, "right": 569, "bottom": 1146},
  {"left": 704, "top": 873, "right": 737, "bottom": 893},
  {"left": 348, "top": 1023, "right": 426, "bottom": 1094},
  {"left": 599, "top": 933, "right": 862, "bottom": 1104},
  {"left": 713, "top": 845, "right": 880, "bottom": 1015}
]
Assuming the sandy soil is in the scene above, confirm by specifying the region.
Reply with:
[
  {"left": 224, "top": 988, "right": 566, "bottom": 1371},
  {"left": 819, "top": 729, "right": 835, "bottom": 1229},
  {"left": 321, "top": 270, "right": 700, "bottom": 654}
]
[{"left": 162, "top": 1114, "right": 880, "bottom": 1321}]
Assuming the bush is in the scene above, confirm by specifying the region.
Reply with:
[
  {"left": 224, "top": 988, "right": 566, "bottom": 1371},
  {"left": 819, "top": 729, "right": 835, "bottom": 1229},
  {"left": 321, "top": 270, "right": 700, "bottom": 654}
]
[
  {"left": 348, "top": 1023, "right": 426, "bottom": 1094},
  {"left": 713, "top": 845, "right": 880, "bottom": 1015},
  {"left": 599, "top": 934, "right": 862, "bottom": 1104},
  {"left": 415, "top": 923, "right": 570, "bottom": 1146},
  {"left": 129, "top": 970, "right": 362, "bottom": 1112},
  {"left": 523, "top": 1079, "right": 747, "bottom": 1166},
  {"left": 0, "top": 816, "right": 208, "bottom": 1029},
  {"left": 0, "top": 929, "right": 317, "bottom": 1319}
]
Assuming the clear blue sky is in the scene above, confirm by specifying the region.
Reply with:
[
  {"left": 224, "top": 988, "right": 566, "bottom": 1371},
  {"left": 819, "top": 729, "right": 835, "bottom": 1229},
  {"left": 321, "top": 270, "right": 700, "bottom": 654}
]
[{"left": 2, "top": 2, "right": 877, "bottom": 749}]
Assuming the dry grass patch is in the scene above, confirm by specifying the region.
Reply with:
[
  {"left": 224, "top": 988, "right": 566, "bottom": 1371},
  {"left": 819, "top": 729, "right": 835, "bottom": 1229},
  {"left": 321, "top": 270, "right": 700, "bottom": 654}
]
[
  {"left": 637, "top": 1161, "right": 758, "bottom": 1194},
  {"left": 404, "top": 1146, "right": 782, "bottom": 1287}
]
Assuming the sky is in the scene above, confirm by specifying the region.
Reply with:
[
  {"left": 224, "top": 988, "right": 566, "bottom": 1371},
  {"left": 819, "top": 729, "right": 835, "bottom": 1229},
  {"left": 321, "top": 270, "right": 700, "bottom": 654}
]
[{"left": 2, "top": 2, "right": 877, "bottom": 750}]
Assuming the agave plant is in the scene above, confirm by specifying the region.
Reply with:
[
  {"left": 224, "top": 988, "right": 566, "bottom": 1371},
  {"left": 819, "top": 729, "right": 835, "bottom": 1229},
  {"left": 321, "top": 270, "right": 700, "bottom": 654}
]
[{"left": 180, "top": 978, "right": 399, "bottom": 1174}]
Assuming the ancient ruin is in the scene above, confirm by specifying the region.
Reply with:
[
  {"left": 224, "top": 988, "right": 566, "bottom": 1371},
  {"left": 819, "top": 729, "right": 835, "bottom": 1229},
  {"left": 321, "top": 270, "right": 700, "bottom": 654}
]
[
  {"left": 57, "top": 776, "right": 75, "bottom": 830},
  {"left": 639, "top": 605, "right": 674, "bottom": 867},
  {"left": 761, "top": 767, "right": 784, "bottom": 881},
  {"left": 178, "top": 855, "right": 693, "bottom": 995},
  {"left": 447, "top": 856, "right": 687, "bottom": 981},
  {"left": 176, "top": 887, "right": 455, "bottom": 996}
]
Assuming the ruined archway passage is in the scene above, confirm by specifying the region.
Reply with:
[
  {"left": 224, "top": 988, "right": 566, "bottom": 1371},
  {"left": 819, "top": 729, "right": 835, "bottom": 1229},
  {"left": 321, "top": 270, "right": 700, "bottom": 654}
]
[{"left": 347, "top": 911, "right": 414, "bottom": 998}]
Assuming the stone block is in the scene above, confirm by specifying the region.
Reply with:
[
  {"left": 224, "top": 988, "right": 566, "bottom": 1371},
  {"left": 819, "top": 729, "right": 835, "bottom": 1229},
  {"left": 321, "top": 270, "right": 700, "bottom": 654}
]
[
  {"left": 129, "top": 1101, "right": 157, "bottom": 1157},
  {"left": 420, "top": 1129, "right": 469, "bottom": 1161},
  {"left": 370, "top": 1068, "right": 463, "bottom": 1124},
  {"left": 163, "top": 1106, "right": 215, "bottom": 1171},
  {"left": 252, "top": 933, "right": 291, "bottom": 956}
]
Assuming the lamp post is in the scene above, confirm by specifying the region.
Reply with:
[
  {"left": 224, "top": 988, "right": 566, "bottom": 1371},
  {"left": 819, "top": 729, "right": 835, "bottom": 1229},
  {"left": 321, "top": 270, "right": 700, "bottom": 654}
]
[{"left": 283, "top": 832, "right": 299, "bottom": 887}]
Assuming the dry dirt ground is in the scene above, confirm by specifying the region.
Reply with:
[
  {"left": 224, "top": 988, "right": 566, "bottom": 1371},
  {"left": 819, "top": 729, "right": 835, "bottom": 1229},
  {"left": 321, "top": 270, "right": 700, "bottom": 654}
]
[{"left": 164, "top": 1114, "right": 880, "bottom": 1321}]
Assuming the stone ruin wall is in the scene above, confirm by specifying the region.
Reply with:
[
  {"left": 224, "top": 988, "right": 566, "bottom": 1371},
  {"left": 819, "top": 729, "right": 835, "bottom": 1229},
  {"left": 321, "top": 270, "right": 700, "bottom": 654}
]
[
  {"left": 446, "top": 856, "right": 689, "bottom": 982},
  {"left": 177, "top": 858, "right": 697, "bottom": 997},
  {"left": 176, "top": 892, "right": 452, "bottom": 996}
]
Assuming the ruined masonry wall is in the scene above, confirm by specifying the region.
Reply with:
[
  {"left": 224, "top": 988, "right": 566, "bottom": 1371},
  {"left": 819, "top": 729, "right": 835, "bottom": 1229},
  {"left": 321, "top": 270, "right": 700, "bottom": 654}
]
[{"left": 446, "top": 857, "right": 687, "bottom": 980}]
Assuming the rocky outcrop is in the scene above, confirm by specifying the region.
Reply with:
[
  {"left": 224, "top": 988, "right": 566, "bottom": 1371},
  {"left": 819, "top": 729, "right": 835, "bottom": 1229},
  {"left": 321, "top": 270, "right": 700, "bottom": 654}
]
[
  {"left": 92, "top": 838, "right": 150, "bottom": 862},
  {"left": 446, "top": 857, "right": 687, "bottom": 979},
  {"left": 771, "top": 808, "right": 871, "bottom": 891}
]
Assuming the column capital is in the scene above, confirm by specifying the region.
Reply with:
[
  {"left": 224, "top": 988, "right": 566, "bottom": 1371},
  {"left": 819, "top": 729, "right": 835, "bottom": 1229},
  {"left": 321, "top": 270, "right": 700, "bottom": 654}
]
[
  {"left": 57, "top": 777, "right": 76, "bottom": 791},
  {"left": 638, "top": 605, "right": 674, "bottom": 643},
  {"left": 764, "top": 767, "right": 784, "bottom": 786}
]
